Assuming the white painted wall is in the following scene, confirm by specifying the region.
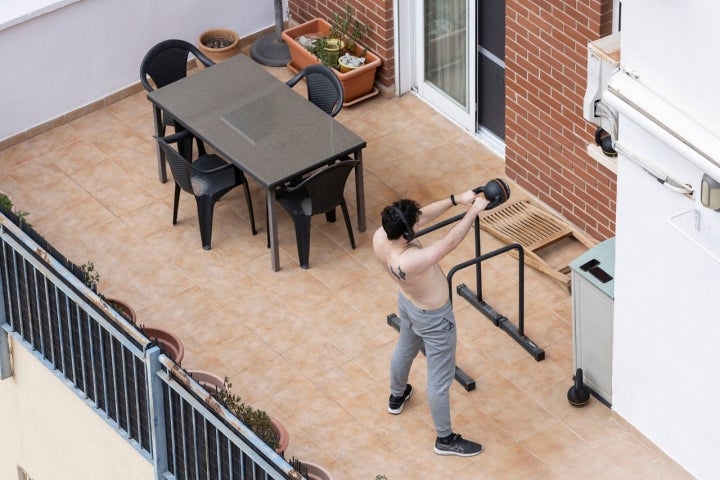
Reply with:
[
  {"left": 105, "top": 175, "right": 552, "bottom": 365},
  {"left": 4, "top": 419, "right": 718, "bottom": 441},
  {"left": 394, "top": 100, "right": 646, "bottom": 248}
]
[
  {"left": 0, "top": 337, "right": 154, "bottom": 480},
  {"left": 612, "top": 2, "right": 720, "bottom": 479},
  {"left": 0, "top": 0, "right": 279, "bottom": 141}
]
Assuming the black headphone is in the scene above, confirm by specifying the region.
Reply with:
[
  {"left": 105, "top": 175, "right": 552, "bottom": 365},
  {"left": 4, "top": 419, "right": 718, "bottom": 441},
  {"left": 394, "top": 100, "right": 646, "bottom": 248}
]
[{"left": 390, "top": 205, "right": 414, "bottom": 241}]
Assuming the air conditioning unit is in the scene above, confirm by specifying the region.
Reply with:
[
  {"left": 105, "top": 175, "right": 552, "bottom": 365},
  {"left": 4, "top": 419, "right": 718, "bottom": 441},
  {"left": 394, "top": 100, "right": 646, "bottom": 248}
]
[{"left": 583, "top": 33, "right": 621, "bottom": 135}]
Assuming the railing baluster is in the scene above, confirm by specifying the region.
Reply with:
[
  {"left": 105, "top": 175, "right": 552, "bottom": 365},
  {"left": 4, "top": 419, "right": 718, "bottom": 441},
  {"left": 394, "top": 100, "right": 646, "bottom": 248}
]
[
  {"left": 75, "top": 304, "right": 87, "bottom": 395},
  {"left": 110, "top": 336, "right": 120, "bottom": 424},
  {"left": 88, "top": 318, "right": 98, "bottom": 405},
  {"left": 1, "top": 213, "right": 295, "bottom": 480},
  {"left": 99, "top": 326, "right": 109, "bottom": 413}
]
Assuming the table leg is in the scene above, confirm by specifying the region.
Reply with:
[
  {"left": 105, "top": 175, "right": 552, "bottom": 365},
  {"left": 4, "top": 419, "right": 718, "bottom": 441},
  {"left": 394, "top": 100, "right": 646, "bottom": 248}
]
[
  {"left": 267, "top": 188, "right": 280, "bottom": 271},
  {"left": 354, "top": 149, "right": 366, "bottom": 232},
  {"left": 153, "top": 106, "right": 168, "bottom": 183}
]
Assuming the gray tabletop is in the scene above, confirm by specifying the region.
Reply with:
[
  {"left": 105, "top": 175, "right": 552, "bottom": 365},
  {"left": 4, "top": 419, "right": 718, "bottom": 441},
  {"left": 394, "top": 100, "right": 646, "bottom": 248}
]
[
  {"left": 147, "top": 54, "right": 367, "bottom": 270},
  {"left": 147, "top": 54, "right": 366, "bottom": 188}
]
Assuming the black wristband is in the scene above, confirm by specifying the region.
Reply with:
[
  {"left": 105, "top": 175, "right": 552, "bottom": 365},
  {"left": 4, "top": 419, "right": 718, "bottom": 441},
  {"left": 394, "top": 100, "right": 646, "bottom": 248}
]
[{"left": 450, "top": 194, "right": 457, "bottom": 206}]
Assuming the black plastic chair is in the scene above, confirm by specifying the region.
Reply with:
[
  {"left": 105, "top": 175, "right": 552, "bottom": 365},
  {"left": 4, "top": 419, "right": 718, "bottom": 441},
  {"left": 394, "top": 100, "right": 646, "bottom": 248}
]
[
  {"left": 284, "top": 64, "right": 347, "bottom": 208},
  {"left": 286, "top": 64, "right": 344, "bottom": 117},
  {"left": 140, "top": 39, "right": 215, "bottom": 183},
  {"left": 156, "top": 130, "right": 257, "bottom": 250},
  {"left": 271, "top": 160, "right": 359, "bottom": 269}
]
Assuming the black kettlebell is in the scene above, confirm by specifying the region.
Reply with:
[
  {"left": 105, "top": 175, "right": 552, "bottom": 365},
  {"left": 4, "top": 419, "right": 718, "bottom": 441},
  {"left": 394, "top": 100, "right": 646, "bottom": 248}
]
[
  {"left": 567, "top": 368, "right": 590, "bottom": 407},
  {"left": 474, "top": 178, "right": 511, "bottom": 210},
  {"left": 595, "top": 127, "right": 617, "bottom": 157}
]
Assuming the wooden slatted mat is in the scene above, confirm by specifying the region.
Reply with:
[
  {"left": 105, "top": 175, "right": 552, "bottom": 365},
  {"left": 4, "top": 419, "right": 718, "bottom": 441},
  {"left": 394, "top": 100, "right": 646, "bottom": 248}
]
[{"left": 480, "top": 200, "right": 596, "bottom": 289}]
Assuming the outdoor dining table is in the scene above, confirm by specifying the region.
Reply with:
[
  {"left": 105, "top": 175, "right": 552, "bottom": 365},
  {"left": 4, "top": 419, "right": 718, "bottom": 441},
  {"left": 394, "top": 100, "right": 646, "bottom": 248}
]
[{"left": 147, "top": 53, "right": 367, "bottom": 271}]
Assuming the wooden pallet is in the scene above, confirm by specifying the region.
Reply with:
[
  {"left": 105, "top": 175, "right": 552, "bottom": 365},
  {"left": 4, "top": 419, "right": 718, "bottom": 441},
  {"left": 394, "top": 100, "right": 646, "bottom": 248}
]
[{"left": 480, "top": 200, "right": 597, "bottom": 289}]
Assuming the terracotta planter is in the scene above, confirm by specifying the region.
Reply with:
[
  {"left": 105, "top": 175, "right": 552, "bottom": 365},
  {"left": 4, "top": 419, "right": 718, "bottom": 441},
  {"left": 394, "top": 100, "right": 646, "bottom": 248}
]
[
  {"left": 188, "top": 370, "right": 290, "bottom": 453},
  {"left": 281, "top": 18, "right": 381, "bottom": 106},
  {"left": 143, "top": 326, "right": 185, "bottom": 363},
  {"left": 188, "top": 369, "right": 226, "bottom": 394},
  {"left": 302, "top": 461, "right": 334, "bottom": 480},
  {"left": 106, "top": 297, "right": 136, "bottom": 323},
  {"left": 197, "top": 28, "right": 241, "bottom": 67},
  {"left": 270, "top": 416, "right": 290, "bottom": 454}
]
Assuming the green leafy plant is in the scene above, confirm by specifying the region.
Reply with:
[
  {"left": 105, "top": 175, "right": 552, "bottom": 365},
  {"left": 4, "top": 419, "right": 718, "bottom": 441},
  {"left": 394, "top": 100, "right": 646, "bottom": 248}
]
[
  {"left": 80, "top": 260, "right": 101, "bottom": 291},
  {"left": 217, "top": 378, "right": 280, "bottom": 450},
  {"left": 78, "top": 260, "right": 135, "bottom": 323},
  {"left": 304, "top": 3, "right": 370, "bottom": 69},
  {"left": 328, "top": 3, "right": 369, "bottom": 55},
  {"left": 0, "top": 193, "right": 12, "bottom": 211},
  {"left": 0, "top": 193, "right": 32, "bottom": 227}
]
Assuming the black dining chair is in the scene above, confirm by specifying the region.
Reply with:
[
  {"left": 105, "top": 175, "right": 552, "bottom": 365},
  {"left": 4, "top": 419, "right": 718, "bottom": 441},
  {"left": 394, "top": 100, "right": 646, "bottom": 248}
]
[
  {"left": 156, "top": 130, "right": 257, "bottom": 250},
  {"left": 140, "top": 39, "right": 215, "bottom": 183},
  {"left": 285, "top": 64, "right": 344, "bottom": 117},
  {"left": 270, "top": 160, "right": 359, "bottom": 269},
  {"left": 285, "top": 63, "right": 347, "bottom": 219}
]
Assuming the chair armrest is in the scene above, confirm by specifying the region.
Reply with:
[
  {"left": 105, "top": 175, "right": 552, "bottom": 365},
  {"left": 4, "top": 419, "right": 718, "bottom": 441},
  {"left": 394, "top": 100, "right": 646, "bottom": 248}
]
[
  {"left": 285, "top": 70, "right": 304, "bottom": 89},
  {"left": 156, "top": 130, "right": 193, "bottom": 145},
  {"left": 195, "top": 51, "right": 215, "bottom": 68},
  {"left": 189, "top": 158, "right": 237, "bottom": 175}
]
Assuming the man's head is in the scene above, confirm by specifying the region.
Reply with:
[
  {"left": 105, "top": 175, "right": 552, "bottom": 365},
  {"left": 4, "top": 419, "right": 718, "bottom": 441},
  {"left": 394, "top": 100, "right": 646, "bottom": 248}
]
[{"left": 381, "top": 199, "right": 421, "bottom": 241}]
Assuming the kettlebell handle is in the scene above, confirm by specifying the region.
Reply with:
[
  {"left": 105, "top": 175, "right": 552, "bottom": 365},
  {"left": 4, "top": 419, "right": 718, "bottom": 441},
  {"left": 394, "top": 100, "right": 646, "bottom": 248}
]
[{"left": 473, "top": 178, "right": 511, "bottom": 210}]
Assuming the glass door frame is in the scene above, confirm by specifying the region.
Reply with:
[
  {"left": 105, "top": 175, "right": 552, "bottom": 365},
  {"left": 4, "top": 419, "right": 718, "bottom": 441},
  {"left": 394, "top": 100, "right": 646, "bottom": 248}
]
[{"left": 410, "top": 0, "right": 477, "bottom": 133}]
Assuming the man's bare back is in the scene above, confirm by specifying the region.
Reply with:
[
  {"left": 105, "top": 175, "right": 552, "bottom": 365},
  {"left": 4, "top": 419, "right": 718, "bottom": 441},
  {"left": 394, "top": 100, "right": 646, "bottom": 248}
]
[{"left": 373, "top": 191, "right": 488, "bottom": 311}]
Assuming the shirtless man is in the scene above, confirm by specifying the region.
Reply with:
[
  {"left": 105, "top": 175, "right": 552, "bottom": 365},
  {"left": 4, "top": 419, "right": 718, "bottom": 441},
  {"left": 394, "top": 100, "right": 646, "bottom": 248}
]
[{"left": 373, "top": 189, "right": 488, "bottom": 457}]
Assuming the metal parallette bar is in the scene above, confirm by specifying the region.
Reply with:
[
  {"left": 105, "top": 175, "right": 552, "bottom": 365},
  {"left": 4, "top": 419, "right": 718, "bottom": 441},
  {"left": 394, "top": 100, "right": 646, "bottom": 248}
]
[
  {"left": 457, "top": 285, "right": 544, "bottom": 361},
  {"left": 451, "top": 243, "right": 545, "bottom": 362},
  {"left": 386, "top": 313, "right": 476, "bottom": 391}
]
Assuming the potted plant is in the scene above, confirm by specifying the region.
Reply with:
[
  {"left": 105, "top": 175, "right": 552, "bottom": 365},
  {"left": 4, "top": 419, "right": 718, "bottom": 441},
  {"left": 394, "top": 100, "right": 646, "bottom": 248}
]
[
  {"left": 0, "top": 190, "right": 31, "bottom": 226},
  {"left": 78, "top": 261, "right": 185, "bottom": 363},
  {"left": 289, "top": 458, "right": 334, "bottom": 480},
  {"left": 216, "top": 378, "right": 289, "bottom": 453},
  {"left": 281, "top": 3, "right": 381, "bottom": 105},
  {"left": 141, "top": 326, "right": 185, "bottom": 363},
  {"left": 197, "top": 28, "right": 241, "bottom": 66}
]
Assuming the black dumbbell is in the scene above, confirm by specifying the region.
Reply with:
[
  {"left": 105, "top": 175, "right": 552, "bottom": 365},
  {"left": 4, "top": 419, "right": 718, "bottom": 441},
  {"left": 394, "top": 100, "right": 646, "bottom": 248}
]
[{"left": 473, "top": 178, "right": 511, "bottom": 210}]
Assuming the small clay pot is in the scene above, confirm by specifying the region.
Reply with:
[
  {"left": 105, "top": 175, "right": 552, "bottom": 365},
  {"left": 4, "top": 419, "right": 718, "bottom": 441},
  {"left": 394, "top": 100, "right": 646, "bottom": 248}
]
[{"left": 197, "top": 28, "right": 241, "bottom": 66}]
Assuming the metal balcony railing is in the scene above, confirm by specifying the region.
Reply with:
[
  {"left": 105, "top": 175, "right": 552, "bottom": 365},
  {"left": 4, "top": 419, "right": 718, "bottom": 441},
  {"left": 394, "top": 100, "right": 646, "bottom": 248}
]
[{"left": 0, "top": 207, "right": 303, "bottom": 480}]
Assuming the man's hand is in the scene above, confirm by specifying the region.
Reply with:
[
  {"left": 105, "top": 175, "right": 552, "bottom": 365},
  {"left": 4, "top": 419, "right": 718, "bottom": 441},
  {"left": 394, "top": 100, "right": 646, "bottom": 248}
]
[
  {"left": 471, "top": 196, "right": 490, "bottom": 212},
  {"left": 454, "top": 189, "right": 478, "bottom": 206}
]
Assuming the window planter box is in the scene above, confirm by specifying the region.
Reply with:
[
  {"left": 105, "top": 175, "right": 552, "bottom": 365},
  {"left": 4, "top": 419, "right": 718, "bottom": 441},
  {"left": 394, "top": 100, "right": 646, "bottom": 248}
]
[{"left": 281, "top": 18, "right": 381, "bottom": 106}]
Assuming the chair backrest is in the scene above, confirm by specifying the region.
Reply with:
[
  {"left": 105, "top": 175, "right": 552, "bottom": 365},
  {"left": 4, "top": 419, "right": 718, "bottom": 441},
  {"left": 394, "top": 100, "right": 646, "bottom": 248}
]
[
  {"left": 285, "top": 64, "right": 344, "bottom": 117},
  {"left": 156, "top": 134, "right": 194, "bottom": 193},
  {"left": 140, "top": 39, "right": 214, "bottom": 92},
  {"left": 283, "top": 160, "right": 359, "bottom": 215}
]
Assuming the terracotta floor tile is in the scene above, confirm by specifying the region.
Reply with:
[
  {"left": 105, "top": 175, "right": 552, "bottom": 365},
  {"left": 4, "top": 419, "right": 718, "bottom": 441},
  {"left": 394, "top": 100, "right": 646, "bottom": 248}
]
[
  {"left": 0, "top": 59, "right": 691, "bottom": 480},
  {"left": 521, "top": 423, "right": 593, "bottom": 467},
  {"left": 597, "top": 431, "right": 661, "bottom": 474}
]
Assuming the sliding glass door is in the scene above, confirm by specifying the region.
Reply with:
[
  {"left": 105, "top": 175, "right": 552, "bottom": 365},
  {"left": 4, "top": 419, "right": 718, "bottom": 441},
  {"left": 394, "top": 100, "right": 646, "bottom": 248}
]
[{"left": 415, "top": 0, "right": 475, "bottom": 131}]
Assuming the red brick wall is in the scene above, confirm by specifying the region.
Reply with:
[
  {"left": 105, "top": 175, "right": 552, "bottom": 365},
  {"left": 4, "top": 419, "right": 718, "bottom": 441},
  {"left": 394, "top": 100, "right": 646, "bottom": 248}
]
[
  {"left": 287, "top": 0, "right": 395, "bottom": 90},
  {"left": 288, "top": 0, "right": 617, "bottom": 239},
  {"left": 505, "top": 0, "right": 616, "bottom": 240}
]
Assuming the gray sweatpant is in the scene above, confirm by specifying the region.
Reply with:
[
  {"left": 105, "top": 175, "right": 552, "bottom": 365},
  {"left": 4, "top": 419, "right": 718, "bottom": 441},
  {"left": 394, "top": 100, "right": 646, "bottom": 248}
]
[{"left": 390, "top": 292, "right": 456, "bottom": 438}]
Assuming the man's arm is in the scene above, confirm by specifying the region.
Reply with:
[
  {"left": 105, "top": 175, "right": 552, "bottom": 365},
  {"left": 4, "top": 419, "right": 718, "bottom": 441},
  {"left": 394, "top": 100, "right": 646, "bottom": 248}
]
[
  {"left": 417, "top": 189, "right": 478, "bottom": 228},
  {"left": 401, "top": 197, "right": 489, "bottom": 273}
]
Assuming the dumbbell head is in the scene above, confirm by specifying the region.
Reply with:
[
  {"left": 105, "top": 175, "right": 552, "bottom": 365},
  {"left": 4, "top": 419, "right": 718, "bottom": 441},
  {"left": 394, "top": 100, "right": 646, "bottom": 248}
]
[{"left": 473, "top": 178, "right": 511, "bottom": 210}]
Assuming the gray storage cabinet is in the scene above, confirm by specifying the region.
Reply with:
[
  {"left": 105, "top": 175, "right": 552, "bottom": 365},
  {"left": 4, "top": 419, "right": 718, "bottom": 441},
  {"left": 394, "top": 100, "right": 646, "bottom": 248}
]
[{"left": 569, "top": 237, "right": 615, "bottom": 406}]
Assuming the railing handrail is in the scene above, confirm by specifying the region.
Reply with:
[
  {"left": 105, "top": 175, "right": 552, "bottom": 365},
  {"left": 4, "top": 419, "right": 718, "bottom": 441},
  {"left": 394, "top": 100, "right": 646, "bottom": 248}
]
[{"left": 0, "top": 209, "right": 301, "bottom": 479}]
